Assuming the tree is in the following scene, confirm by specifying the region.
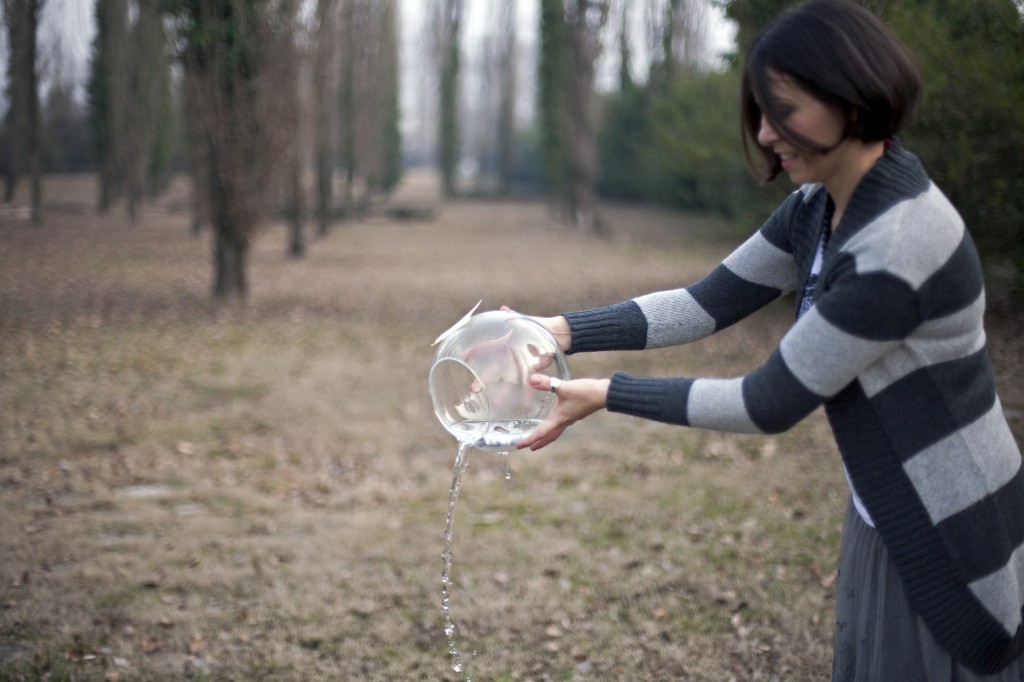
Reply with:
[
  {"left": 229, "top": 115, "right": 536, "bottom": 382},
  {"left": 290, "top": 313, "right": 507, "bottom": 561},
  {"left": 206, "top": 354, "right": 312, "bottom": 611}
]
[
  {"left": 538, "top": 0, "right": 570, "bottom": 215},
  {"left": 435, "top": 0, "right": 462, "bottom": 197},
  {"left": 496, "top": 0, "right": 518, "bottom": 195},
  {"left": 87, "top": 0, "right": 129, "bottom": 213},
  {"left": 2, "top": 0, "right": 44, "bottom": 223},
  {"left": 333, "top": 0, "right": 401, "bottom": 212},
  {"left": 539, "top": 0, "right": 609, "bottom": 231},
  {"left": 125, "top": 0, "right": 172, "bottom": 222},
  {"left": 312, "top": 0, "right": 338, "bottom": 235},
  {"left": 720, "top": 0, "right": 792, "bottom": 59},
  {"left": 354, "top": 0, "right": 400, "bottom": 201},
  {"left": 41, "top": 53, "right": 94, "bottom": 172},
  {"left": 284, "top": 0, "right": 308, "bottom": 258},
  {"left": 170, "top": 0, "right": 299, "bottom": 301}
]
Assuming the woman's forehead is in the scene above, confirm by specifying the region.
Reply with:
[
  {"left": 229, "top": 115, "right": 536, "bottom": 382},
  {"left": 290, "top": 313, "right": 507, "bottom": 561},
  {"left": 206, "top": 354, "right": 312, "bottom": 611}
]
[{"left": 763, "top": 69, "right": 806, "bottom": 97}]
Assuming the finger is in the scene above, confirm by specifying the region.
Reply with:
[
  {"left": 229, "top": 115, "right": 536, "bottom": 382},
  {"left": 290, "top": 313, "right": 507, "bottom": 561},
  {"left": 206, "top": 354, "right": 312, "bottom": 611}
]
[
  {"left": 530, "top": 424, "right": 565, "bottom": 451},
  {"left": 529, "top": 373, "right": 551, "bottom": 392},
  {"left": 517, "top": 419, "right": 564, "bottom": 451},
  {"left": 516, "top": 418, "right": 552, "bottom": 449}
]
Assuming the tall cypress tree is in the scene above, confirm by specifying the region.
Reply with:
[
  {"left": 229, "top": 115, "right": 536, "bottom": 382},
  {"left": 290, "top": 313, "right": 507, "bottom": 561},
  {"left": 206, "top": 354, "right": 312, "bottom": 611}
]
[
  {"left": 437, "top": 0, "right": 462, "bottom": 197},
  {"left": 538, "top": 0, "right": 569, "bottom": 208}
]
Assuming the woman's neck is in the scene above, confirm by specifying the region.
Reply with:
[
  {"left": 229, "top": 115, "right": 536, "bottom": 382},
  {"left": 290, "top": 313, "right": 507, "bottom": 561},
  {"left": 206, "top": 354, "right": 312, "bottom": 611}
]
[{"left": 825, "top": 139, "right": 886, "bottom": 230}]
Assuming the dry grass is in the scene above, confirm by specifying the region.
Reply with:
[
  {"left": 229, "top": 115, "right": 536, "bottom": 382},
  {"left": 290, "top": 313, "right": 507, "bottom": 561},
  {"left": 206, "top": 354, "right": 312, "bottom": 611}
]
[{"left": 0, "top": 174, "right": 1020, "bottom": 681}]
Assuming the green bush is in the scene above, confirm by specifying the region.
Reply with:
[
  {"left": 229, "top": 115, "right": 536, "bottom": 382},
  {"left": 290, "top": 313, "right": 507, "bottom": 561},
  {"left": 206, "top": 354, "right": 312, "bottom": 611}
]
[{"left": 598, "top": 69, "right": 787, "bottom": 237}]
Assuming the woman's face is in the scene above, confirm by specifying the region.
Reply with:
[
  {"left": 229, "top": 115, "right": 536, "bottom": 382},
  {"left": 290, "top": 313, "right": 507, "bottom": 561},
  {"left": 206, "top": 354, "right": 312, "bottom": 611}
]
[{"left": 756, "top": 71, "right": 850, "bottom": 186}]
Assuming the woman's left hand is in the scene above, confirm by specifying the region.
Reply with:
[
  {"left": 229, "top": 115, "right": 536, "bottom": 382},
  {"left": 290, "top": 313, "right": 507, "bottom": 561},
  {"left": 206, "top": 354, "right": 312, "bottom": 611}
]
[{"left": 515, "top": 374, "right": 611, "bottom": 451}]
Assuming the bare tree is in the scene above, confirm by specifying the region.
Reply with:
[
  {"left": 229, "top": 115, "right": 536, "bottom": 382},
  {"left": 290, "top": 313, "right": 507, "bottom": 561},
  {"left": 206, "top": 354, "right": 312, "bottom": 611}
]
[
  {"left": 338, "top": 0, "right": 355, "bottom": 213},
  {"left": 2, "top": 0, "right": 44, "bottom": 222},
  {"left": 312, "top": 0, "right": 339, "bottom": 235},
  {"left": 124, "top": 0, "right": 169, "bottom": 223},
  {"left": 87, "top": 0, "right": 129, "bottom": 213},
  {"left": 566, "top": 0, "right": 608, "bottom": 231},
  {"left": 352, "top": 0, "right": 399, "bottom": 207},
  {"left": 434, "top": 0, "right": 462, "bottom": 197},
  {"left": 497, "top": 0, "right": 517, "bottom": 195},
  {"left": 171, "top": 0, "right": 299, "bottom": 301},
  {"left": 332, "top": 0, "right": 400, "bottom": 214},
  {"left": 645, "top": 0, "right": 710, "bottom": 84},
  {"left": 285, "top": 0, "right": 309, "bottom": 258}
]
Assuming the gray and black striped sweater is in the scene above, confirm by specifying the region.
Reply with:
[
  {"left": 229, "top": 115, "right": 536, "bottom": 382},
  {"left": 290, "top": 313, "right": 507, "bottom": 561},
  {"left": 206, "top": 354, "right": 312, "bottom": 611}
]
[{"left": 564, "top": 143, "right": 1024, "bottom": 674}]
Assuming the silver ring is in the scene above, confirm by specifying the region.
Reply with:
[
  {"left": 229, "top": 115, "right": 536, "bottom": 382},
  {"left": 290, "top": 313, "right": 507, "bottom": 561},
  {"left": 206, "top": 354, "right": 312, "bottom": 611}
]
[{"left": 549, "top": 377, "right": 561, "bottom": 394}]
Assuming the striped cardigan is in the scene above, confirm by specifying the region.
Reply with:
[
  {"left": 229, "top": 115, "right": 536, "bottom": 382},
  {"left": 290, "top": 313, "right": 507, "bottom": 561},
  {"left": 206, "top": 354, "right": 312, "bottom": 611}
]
[{"left": 564, "top": 142, "right": 1024, "bottom": 673}]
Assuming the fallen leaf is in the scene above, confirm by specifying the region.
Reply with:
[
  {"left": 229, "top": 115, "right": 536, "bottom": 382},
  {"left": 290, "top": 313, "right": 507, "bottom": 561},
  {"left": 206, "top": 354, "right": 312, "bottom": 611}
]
[
  {"left": 188, "top": 634, "right": 205, "bottom": 655},
  {"left": 544, "top": 623, "right": 563, "bottom": 638},
  {"left": 140, "top": 636, "right": 161, "bottom": 654}
]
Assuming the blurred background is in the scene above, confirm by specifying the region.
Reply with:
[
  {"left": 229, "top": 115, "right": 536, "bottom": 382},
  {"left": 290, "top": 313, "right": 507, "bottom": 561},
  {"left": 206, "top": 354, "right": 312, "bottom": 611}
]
[{"left": 1, "top": 0, "right": 1022, "bottom": 307}]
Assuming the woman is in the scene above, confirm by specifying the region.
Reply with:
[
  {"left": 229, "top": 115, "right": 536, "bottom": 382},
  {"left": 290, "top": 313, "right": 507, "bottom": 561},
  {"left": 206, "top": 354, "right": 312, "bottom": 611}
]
[{"left": 514, "top": 1, "right": 1024, "bottom": 679}]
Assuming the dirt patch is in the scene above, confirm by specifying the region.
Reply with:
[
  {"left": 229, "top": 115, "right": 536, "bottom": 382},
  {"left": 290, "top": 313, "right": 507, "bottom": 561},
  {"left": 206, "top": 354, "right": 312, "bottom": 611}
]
[{"left": 0, "top": 174, "right": 1019, "bottom": 681}]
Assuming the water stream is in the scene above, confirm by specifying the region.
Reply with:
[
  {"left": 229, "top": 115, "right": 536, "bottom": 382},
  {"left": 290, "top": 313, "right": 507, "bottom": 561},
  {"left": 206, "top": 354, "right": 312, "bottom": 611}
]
[
  {"left": 441, "top": 442, "right": 473, "bottom": 680},
  {"left": 441, "top": 442, "right": 514, "bottom": 680}
]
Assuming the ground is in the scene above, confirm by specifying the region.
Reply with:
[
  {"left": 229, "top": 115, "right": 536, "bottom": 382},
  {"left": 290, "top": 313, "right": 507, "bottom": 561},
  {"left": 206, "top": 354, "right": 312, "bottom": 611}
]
[{"left": 0, "top": 173, "right": 1020, "bottom": 681}]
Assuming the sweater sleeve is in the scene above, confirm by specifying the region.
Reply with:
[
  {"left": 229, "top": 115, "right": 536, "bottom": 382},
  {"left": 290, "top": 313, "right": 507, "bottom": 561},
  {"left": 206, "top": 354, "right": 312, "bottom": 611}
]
[
  {"left": 565, "top": 190, "right": 806, "bottom": 354},
  {"left": 606, "top": 266, "right": 916, "bottom": 433},
  {"left": 607, "top": 182, "right": 971, "bottom": 435}
]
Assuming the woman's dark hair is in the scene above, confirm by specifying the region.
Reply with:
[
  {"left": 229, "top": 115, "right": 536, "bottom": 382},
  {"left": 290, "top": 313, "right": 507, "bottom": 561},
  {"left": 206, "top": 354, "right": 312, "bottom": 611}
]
[{"left": 741, "top": 0, "right": 921, "bottom": 181}]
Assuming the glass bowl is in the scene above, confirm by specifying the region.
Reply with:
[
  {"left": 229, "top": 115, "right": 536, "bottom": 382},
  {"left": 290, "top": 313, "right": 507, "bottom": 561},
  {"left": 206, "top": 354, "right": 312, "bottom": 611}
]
[{"left": 429, "top": 310, "right": 570, "bottom": 451}]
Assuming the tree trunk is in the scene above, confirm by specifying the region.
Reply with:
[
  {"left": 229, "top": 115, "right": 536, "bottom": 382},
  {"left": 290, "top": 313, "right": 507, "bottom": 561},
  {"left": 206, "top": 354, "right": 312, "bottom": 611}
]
[
  {"left": 437, "top": 0, "right": 462, "bottom": 197},
  {"left": 339, "top": 0, "right": 355, "bottom": 220},
  {"left": 174, "top": 0, "right": 300, "bottom": 300},
  {"left": 213, "top": 228, "right": 248, "bottom": 301},
  {"left": 566, "top": 0, "right": 606, "bottom": 233},
  {"left": 288, "top": 150, "right": 306, "bottom": 258},
  {"left": 2, "top": 0, "right": 45, "bottom": 219},
  {"left": 497, "top": 0, "right": 516, "bottom": 196},
  {"left": 25, "top": 0, "right": 42, "bottom": 224},
  {"left": 314, "top": 0, "right": 336, "bottom": 236},
  {"left": 190, "top": 177, "right": 205, "bottom": 236},
  {"left": 90, "top": 0, "right": 129, "bottom": 214}
]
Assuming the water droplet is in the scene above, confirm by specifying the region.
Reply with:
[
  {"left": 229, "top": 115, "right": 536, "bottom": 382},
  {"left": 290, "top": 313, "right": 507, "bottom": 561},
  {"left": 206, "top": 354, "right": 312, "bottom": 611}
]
[{"left": 502, "top": 451, "right": 511, "bottom": 481}]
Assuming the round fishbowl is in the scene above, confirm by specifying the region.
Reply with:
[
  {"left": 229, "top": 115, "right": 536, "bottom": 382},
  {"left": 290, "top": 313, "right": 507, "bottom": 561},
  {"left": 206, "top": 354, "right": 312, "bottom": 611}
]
[{"left": 429, "top": 309, "right": 570, "bottom": 451}]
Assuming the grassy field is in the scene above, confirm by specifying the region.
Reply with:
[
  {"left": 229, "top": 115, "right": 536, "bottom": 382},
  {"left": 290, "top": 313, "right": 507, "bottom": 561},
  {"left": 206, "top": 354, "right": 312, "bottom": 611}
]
[{"left": 1, "top": 174, "right": 1020, "bottom": 681}]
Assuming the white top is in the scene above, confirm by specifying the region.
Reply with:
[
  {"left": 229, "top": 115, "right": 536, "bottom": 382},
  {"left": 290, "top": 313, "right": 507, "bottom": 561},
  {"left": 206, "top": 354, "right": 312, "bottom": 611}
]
[{"left": 799, "top": 233, "right": 875, "bottom": 528}]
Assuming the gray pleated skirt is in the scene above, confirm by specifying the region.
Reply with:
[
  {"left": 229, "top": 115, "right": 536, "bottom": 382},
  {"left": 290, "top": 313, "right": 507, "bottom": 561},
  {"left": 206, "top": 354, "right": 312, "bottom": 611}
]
[{"left": 832, "top": 499, "right": 1024, "bottom": 682}]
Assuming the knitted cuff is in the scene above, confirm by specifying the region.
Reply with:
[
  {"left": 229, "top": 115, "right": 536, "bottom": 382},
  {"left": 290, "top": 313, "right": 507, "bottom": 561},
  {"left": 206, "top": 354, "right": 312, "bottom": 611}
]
[
  {"left": 607, "top": 371, "right": 693, "bottom": 426},
  {"left": 563, "top": 301, "right": 647, "bottom": 354}
]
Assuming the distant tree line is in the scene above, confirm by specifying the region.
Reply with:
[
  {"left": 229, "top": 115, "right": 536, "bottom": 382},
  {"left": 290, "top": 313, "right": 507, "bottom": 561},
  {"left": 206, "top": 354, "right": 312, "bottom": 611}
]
[
  {"left": 2, "top": 0, "right": 1022, "bottom": 307},
  {"left": 2, "top": 0, "right": 402, "bottom": 302}
]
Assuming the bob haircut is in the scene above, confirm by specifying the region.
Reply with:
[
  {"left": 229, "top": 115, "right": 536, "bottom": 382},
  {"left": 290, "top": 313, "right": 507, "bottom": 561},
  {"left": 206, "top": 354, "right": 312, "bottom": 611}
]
[{"left": 742, "top": 0, "right": 921, "bottom": 181}]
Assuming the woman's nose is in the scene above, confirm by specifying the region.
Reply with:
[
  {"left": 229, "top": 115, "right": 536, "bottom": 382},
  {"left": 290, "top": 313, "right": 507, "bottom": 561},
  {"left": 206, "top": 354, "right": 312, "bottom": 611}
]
[{"left": 757, "top": 114, "right": 778, "bottom": 146}]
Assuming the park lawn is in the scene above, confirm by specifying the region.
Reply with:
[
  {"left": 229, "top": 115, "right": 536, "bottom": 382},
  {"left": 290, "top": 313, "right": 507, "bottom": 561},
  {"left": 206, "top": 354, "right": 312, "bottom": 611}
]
[{"left": 0, "top": 174, "right": 1020, "bottom": 681}]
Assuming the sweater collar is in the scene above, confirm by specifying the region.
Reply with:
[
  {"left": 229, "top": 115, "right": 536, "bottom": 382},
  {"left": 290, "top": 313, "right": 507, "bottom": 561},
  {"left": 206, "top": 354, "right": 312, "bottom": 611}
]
[{"left": 825, "top": 140, "right": 931, "bottom": 252}]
